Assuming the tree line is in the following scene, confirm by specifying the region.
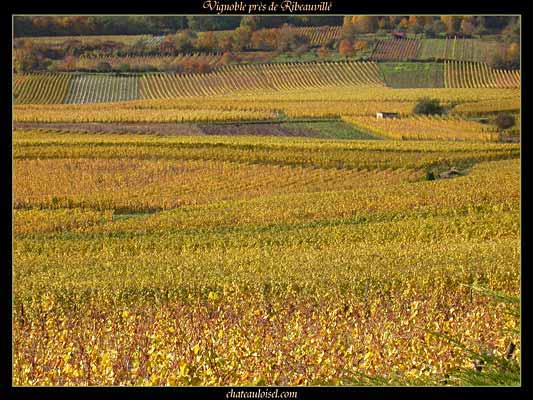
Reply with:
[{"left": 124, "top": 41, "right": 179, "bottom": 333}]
[
  {"left": 14, "top": 16, "right": 519, "bottom": 38},
  {"left": 13, "top": 16, "right": 520, "bottom": 74},
  {"left": 13, "top": 16, "right": 343, "bottom": 37}
]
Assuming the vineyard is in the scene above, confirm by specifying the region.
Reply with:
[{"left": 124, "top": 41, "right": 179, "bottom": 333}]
[
  {"left": 13, "top": 128, "right": 520, "bottom": 385},
  {"left": 379, "top": 63, "right": 444, "bottom": 88},
  {"left": 140, "top": 61, "right": 384, "bottom": 99},
  {"left": 370, "top": 39, "right": 421, "bottom": 61},
  {"left": 75, "top": 53, "right": 223, "bottom": 70},
  {"left": 143, "top": 26, "right": 342, "bottom": 47},
  {"left": 13, "top": 73, "right": 72, "bottom": 104},
  {"left": 291, "top": 26, "right": 342, "bottom": 46},
  {"left": 343, "top": 115, "right": 500, "bottom": 141},
  {"left": 13, "top": 86, "right": 519, "bottom": 124},
  {"left": 12, "top": 19, "right": 522, "bottom": 387},
  {"left": 453, "top": 98, "right": 520, "bottom": 115},
  {"left": 418, "top": 38, "right": 506, "bottom": 64},
  {"left": 14, "top": 156, "right": 423, "bottom": 212},
  {"left": 13, "top": 62, "right": 520, "bottom": 106},
  {"left": 64, "top": 74, "right": 139, "bottom": 104},
  {"left": 17, "top": 34, "right": 149, "bottom": 47},
  {"left": 444, "top": 61, "right": 520, "bottom": 89},
  {"left": 13, "top": 61, "right": 385, "bottom": 105}
]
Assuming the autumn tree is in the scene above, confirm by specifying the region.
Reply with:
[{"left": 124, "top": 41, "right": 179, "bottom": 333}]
[
  {"left": 505, "top": 43, "right": 520, "bottom": 68},
  {"left": 353, "top": 40, "right": 368, "bottom": 51},
  {"left": 354, "top": 16, "right": 379, "bottom": 33},
  {"left": 460, "top": 17, "right": 475, "bottom": 36},
  {"left": 219, "top": 51, "right": 238, "bottom": 65},
  {"left": 494, "top": 113, "right": 515, "bottom": 131},
  {"left": 219, "top": 34, "right": 234, "bottom": 52},
  {"left": 251, "top": 29, "right": 280, "bottom": 50},
  {"left": 232, "top": 26, "right": 253, "bottom": 51},
  {"left": 60, "top": 55, "right": 77, "bottom": 71},
  {"left": 388, "top": 16, "right": 402, "bottom": 27},
  {"left": 378, "top": 18, "right": 389, "bottom": 30},
  {"left": 96, "top": 61, "right": 112, "bottom": 72},
  {"left": 316, "top": 46, "right": 329, "bottom": 58},
  {"left": 408, "top": 16, "right": 429, "bottom": 34},
  {"left": 174, "top": 30, "right": 197, "bottom": 52},
  {"left": 341, "top": 16, "right": 356, "bottom": 40},
  {"left": 240, "top": 16, "right": 260, "bottom": 31},
  {"left": 161, "top": 35, "right": 177, "bottom": 54},
  {"left": 399, "top": 17, "right": 409, "bottom": 30},
  {"left": 277, "top": 25, "right": 309, "bottom": 52},
  {"left": 440, "top": 16, "right": 461, "bottom": 34},
  {"left": 197, "top": 31, "right": 218, "bottom": 51},
  {"left": 338, "top": 39, "right": 354, "bottom": 57}
]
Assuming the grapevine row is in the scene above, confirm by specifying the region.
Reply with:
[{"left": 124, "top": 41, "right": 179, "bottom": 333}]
[
  {"left": 371, "top": 39, "right": 420, "bottom": 61},
  {"left": 140, "top": 61, "right": 384, "bottom": 99},
  {"left": 444, "top": 60, "right": 520, "bottom": 88},
  {"left": 13, "top": 73, "right": 72, "bottom": 104},
  {"left": 64, "top": 75, "right": 139, "bottom": 104}
]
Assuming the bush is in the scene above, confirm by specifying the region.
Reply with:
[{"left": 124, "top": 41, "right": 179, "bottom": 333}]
[
  {"left": 325, "top": 38, "right": 337, "bottom": 50},
  {"left": 494, "top": 113, "right": 515, "bottom": 130},
  {"left": 338, "top": 39, "right": 354, "bottom": 57},
  {"left": 220, "top": 52, "right": 237, "bottom": 65},
  {"left": 96, "top": 62, "right": 112, "bottom": 72},
  {"left": 353, "top": 40, "right": 368, "bottom": 51},
  {"left": 316, "top": 46, "right": 329, "bottom": 59},
  {"left": 293, "top": 44, "right": 309, "bottom": 57},
  {"left": 118, "top": 63, "right": 131, "bottom": 73},
  {"left": 46, "top": 62, "right": 59, "bottom": 73},
  {"left": 134, "top": 64, "right": 157, "bottom": 73},
  {"left": 413, "top": 98, "right": 444, "bottom": 115}
]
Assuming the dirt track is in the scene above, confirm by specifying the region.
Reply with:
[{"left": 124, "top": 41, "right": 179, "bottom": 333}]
[{"left": 14, "top": 122, "right": 324, "bottom": 138}]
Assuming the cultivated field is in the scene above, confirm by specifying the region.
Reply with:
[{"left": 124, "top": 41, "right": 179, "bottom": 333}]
[
  {"left": 13, "top": 86, "right": 519, "bottom": 127},
  {"left": 13, "top": 61, "right": 385, "bottom": 104},
  {"left": 136, "top": 26, "right": 342, "bottom": 49},
  {"left": 379, "top": 62, "right": 444, "bottom": 88},
  {"left": 344, "top": 115, "right": 500, "bottom": 141},
  {"left": 13, "top": 62, "right": 519, "bottom": 105},
  {"left": 18, "top": 34, "right": 150, "bottom": 46},
  {"left": 444, "top": 61, "right": 520, "bottom": 89},
  {"left": 12, "top": 21, "right": 521, "bottom": 387},
  {"left": 371, "top": 39, "right": 421, "bottom": 61},
  {"left": 13, "top": 130, "right": 520, "bottom": 385},
  {"left": 64, "top": 74, "right": 139, "bottom": 104},
  {"left": 13, "top": 73, "right": 71, "bottom": 104},
  {"left": 75, "top": 53, "right": 223, "bottom": 70}
]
